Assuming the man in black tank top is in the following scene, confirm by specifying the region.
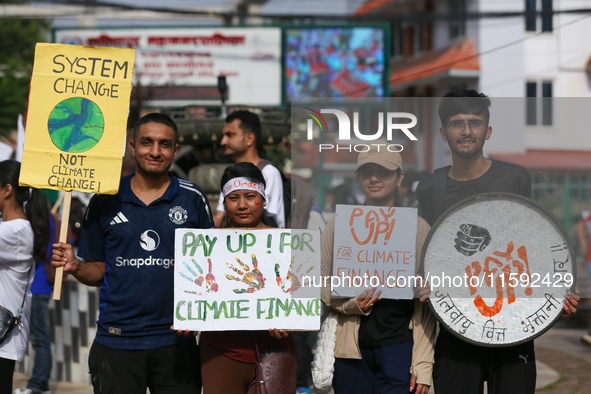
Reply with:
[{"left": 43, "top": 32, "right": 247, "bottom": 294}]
[{"left": 416, "top": 89, "right": 579, "bottom": 394}]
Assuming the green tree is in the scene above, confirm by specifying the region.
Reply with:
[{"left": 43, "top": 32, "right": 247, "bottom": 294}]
[{"left": 0, "top": 10, "right": 51, "bottom": 137}]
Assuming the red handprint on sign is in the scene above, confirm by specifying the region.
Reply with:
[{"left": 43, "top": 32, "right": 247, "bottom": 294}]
[
  {"left": 179, "top": 258, "right": 219, "bottom": 294},
  {"left": 225, "top": 254, "right": 266, "bottom": 294},
  {"left": 274, "top": 256, "right": 315, "bottom": 294}
]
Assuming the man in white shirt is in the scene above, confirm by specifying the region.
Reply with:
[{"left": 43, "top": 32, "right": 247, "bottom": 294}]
[{"left": 213, "top": 110, "right": 285, "bottom": 228}]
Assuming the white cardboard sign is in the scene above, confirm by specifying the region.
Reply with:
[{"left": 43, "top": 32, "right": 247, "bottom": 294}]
[
  {"left": 173, "top": 228, "right": 321, "bottom": 331},
  {"left": 332, "top": 205, "right": 417, "bottom": 299}
]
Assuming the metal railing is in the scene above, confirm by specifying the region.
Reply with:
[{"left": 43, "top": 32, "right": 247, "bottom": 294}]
[{"left": 531, "top": 178, "right": 591, "bottom": 244}]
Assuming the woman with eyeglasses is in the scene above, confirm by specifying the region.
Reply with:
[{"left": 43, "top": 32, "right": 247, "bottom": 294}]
[
  {"left": 0, "top": 160, "right": 50, "bottom": 393},
  {"left": 320, "top": 147, "right": 435, "bottom": 394}
]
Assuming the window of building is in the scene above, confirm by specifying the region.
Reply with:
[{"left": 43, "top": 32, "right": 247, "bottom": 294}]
[
  {"left": 526, "top": 81, "right": 537, "bottom": 124},
  {"left": 417, "top": 23, "right": 424, "bottom": 53},
  {"left": 422, "top": 0, "right": 434, "bottom": 52},
  {"left": 392, "top": 20, "right": 432, "bottom": 58},
  {"left": 526, "top": 0, "right": 536, "bottom": 31},
  {"left": 542, "top": 81, "right": 552, "bottom": 125},
  {"left": 449, "top": 0, "right": 466, "bottom": 39},
  {"left": 525, "top": 0, "right": 553, "bottom": 32},
  {"left": 403, "top": 25, "right": 415, "bottom": 57},
  {"left": 391, "top": 22, "right": 403, "bottom": 57},
  {"left": 542, "top": 0, "right": 553, "bottom": 32},
  {"left": 526, "top": 81, "right": 552, "bottom": 125}
]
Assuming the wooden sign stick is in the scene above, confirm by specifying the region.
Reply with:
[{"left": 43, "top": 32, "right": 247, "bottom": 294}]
[{"left": 53, "top": 190, "right": 72, "bottom": 301}]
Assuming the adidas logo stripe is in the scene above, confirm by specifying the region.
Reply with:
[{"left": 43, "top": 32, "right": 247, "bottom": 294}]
[
  {"left": 178, "top": 181, "right": 212, "bottom": 219},
  {"left": 110, "top": 212, "right": 129, "bottom": 225}
]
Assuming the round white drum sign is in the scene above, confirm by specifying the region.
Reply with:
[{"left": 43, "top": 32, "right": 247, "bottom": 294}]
[{"left": 422, "top": 193, "right": 575, "bottom": 347}]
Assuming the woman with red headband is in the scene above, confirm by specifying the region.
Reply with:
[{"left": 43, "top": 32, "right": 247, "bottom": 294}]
[{"left": 200, "top": 162, "right": 296, "bottom": 394}]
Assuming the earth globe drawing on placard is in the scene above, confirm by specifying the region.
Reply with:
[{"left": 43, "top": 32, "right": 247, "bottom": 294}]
[{"left": 48, "top": 97, "right": 104, "bottom": 153}]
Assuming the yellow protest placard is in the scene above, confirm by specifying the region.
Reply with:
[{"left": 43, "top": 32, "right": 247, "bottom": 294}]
[{"left": 19, "top": 43, "right": 135, "bottom": 194}]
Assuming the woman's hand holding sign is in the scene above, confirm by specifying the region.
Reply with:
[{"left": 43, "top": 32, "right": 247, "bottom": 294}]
[
  {"left": 268, "top": 328, "right": 289, "bottom": 339},
  {"left": 413, "top": 275, "right": 431, "bottom": 302},
  {"left": 357, "top": 287, "right": 382, "bottom": 312}
]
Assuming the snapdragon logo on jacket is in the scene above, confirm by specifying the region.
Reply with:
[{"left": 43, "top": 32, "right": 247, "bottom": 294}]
[
  {"left": 303, "top": 107, "right": 417, "bottom": 152},
  {"left": 115, "top": 256, "right": 174, "bottom": 269},
  {"left": 140, "top": 230, "right": 160, "bottom": 251},
  {"left": 114, "top": 229, "right": 174, "bottom": 269}
]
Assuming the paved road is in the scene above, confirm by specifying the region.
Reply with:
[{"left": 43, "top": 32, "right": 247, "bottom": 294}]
[
  {"left": 534, "top": 327, "right": 591, "bottom": 393},
  {"left": 12, "top": 326, "right": 591, "bottom": 393},
  {"left": 12, "top": 372, "right": 92, "bottom": 394}
]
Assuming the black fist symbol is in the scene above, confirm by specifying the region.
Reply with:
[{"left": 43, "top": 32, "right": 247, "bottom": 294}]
[{"left": 454, "top": 224, "right": 491, "bottom": 256}]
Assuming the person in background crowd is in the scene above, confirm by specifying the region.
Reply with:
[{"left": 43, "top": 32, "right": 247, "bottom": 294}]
[
  {"left": 294, "top": 201, "right": 326, "bottom": 394},
  {"left": 416, "top": 89, "right": 579, "bottom": 394},
  {"left": 321, "top": 147, "right": 435, "bottom": 394},
  {"left": 576, "top": 211, "right": 591, "bottom": 346},
  {"left": 0, "top": 160, "right": 50, "bottom": 394},
  {"left": 293, "top": 332, "right": 315, "bottom": 394},
  {"left": 14, "top": 201, "right": 57, "bottom": 394},
  {"left": 397, "top": 170, "right": 417, "bottom": 208},
  {"left": 397, "top": 171, "right": 431, "bottom": 209},
  {"left": 52, "top": 113, "right": 212, "bottom": 394},
  {"left": 213, "top": 110, "right": 284, "bottom": 228},
  {"left": 306, "top": 202, "right": 326, "bottom": 232},
  {"left": 200, "top": 162, "right": 295, "bottom": 394}
]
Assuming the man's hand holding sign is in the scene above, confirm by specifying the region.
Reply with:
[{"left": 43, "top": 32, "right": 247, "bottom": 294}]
[{"left": 19, "top": 43, "right": 134, "bottom": 300}]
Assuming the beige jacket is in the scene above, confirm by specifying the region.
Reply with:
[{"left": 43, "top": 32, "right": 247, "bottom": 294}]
[{"left": 320, "top": 213, "right": 436, "bottom": 387}]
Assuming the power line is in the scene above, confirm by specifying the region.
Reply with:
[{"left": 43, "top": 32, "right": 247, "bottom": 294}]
[
  {"left": 9, "top": 0, "right": 591, "bottom": 21},
  {"left": 3, "top": 0, "right": 228, "bottom": 18},
  {"left": 480, "top": 53, "right": 587, "bottom": 92},
  {"left": 12, "top": 1, "right": 591, "bottom": 98},
  {"left": 389, "top": 12, "right": 591, "bottom": 86}
]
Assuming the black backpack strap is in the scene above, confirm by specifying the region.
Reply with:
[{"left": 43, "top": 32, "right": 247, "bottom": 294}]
[
  {"left": 256, "top": 159, "right": 272, "bottom": 171},
  {"left": 256, "top": 159, "right": 287, "bottom": 228},
  {"left": 432, "top": 166, "right": 451, "bottom": 220}
]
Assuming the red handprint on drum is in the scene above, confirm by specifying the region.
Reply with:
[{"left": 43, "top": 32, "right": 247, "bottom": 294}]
[{"left": 465, "top": 241, "right": 533, "bottom": 317}]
